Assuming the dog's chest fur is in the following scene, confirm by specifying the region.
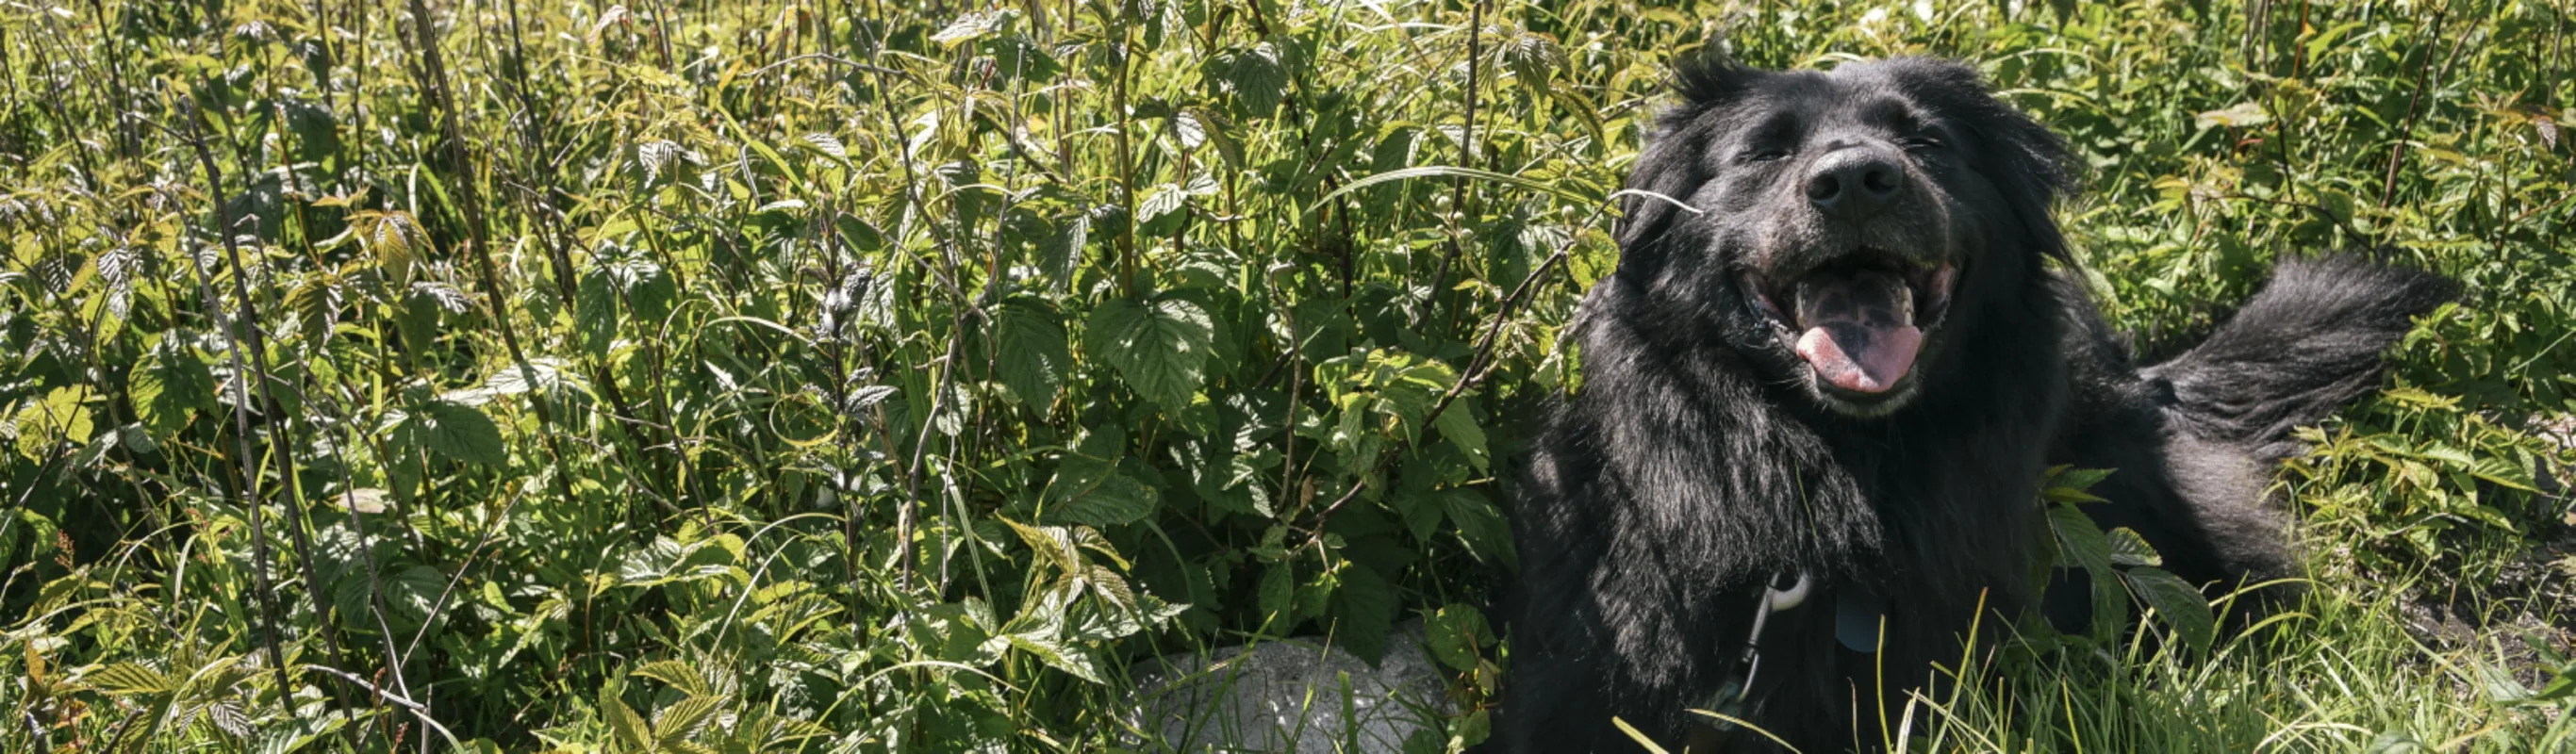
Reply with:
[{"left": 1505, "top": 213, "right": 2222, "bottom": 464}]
[{"left": 1532, "top": 271, "right": 2074, "bottom": 746}]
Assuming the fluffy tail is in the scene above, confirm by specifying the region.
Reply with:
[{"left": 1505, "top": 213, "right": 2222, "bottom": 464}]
[{"left": 2143, "top": 254, "right": 2456, "bottom": 464}]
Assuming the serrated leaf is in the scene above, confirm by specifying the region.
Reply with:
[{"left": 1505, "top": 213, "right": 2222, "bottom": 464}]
[
  {"left": 576, "top": 269, "right": 619, "bottom": 358},
  {"left": 2049, "top": 466, "right": 2117, "bottom": 490},
  {"left": 631, "top": 660, "right": 709, "bottom": 697},
  {"left": 1441, "top": 489, "right": 1514, "bottom": 567},
  {"left": 1500, "top": 31, "right": 1566, "bottom": 91},
  {"left": 653, "top": 694, "right": 726, "bottom": 746},
  {"left": 2194, "top": 102, "right": 2271, "bottom": 128},
  {"left": 1330, "top": 563, "right": 1400, "bottom": 662},
  {"left": 2105, "top": 527, "right": 2162, "bottom": 567},
  {"left": 1226, "top": 42, "right": 1289, "bottom": 115},
  {"left": 1183, "top": 107, "right": 1243, "bottom": 169},
  {"left": 399, "top": 400, "right": 507, "bottom": 467},
  {"left": 799, "top": 132, "right": 847, "bottom": 159},
  {"left": 90, "top": 662, "right": 173, "bottom": 695},
  {"left": 1433, "top": 403, "right": 1489, "bottom": 471},
  {"left": 2122, "top": 566, "right": 2216, "bottom": 653},
  {"left": 132, "top": 340, "right": 214, "bottom": 435},
  {"left": 2048, "top": 504, "right": 2115, "bottom": 575},
  {"left": 1043, "top": 460, "right": 1159, "bottom": 528},
  {"left": 480, "top": 358, "right": 594, "bottom": 405},
  {"left": 2469, "top": 456, "right": 2538, "bottom": 491},
  {"left": 1135, "top": 183, "right": 1187, "bottom": 234},
  {"left": 1257, "top": 564, "right": 1295, "bottom": 625},
  {"left": 1006, "top": 633, "right": 1102, "bottom": 683},
  {"left": 994, "top": 299, "right": 1070, "bottom": 407},
  {"left": 1037, "top": 213, "right": 1088, "bottom": 292},
  {"left": 14, "top": 387, "right": 94, "bottom": 460},
  {"left": 1423, "top": 603, "right": 1494, "bottom": 673},
  {"left": 846, "top": 385, "right": 897, "bottom": 414},
  {"left": 1085, "top": 297, "right": 1213, "bottom": 414},
  {"left": 931, "top": 9, "right": 1016, "bottom": 46},
  {"left": 617, "top": 259, "right": 678, "bottom": 328},
  {"left": 602, "top": 688, "right": 651, "bottom": 751},
  {"left": 1038, "top": 428, "right": 1159, "bottom": 527}
]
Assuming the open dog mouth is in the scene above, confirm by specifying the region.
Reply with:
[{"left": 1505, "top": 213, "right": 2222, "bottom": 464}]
[{"left": 1742, "top": 252, "right": 1957, "bottom": 396}]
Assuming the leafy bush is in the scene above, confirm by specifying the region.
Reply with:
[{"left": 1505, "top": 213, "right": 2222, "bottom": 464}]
[{"left": 0, "top": 0, "right": 2569, "bottom": 751}]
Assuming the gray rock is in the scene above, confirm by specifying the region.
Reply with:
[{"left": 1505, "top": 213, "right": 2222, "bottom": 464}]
[{"left": 1128, "top": 620, "right": 1455, "bottom": 753}]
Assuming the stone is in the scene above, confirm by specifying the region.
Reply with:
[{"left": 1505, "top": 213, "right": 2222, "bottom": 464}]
[{"left": 1127, "top": 620, "right": 1455, "bottom": 752}]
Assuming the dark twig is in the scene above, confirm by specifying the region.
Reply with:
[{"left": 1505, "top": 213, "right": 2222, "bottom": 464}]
[
  {"left": 1418, "top": 0, "right": 1492, "bottom": 330},
  {"left": 173, "top": 107, "right": 299, "bottom": 718},
  {"left": 2380, "top": 5, "right": 2458, "bottom": 209}
]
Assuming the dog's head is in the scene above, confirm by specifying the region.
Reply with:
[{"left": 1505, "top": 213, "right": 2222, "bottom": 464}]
[{"left": 1612, "top": 56, "right": 2073, "bottom": 417}]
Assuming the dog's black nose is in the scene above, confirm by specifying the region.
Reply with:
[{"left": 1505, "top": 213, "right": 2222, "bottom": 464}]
[{"left": 1805, "top": 150, "right": 1905, "bottom": 217}]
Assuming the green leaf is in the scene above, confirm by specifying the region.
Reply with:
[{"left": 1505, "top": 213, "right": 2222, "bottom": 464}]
[
  {"left": 2047, "top": 504, "right": 2115, "bottom": 577},
  {"left": 1183, "top": 107, "right": 1244, "bottom": 170},
  {"left": 1441, "top": 489, "right": 1514, "bottom": 567},
  {"left": 994, "top": 299, "right": 1070, "bottom": 407},
  {"left": 1037, "top": 213, "right": 1088, "bottom": 292},
  {"left": 2048, "top": 501, "right": 2126, "bottom": 637},
  {"left": 653, "top": 694, "right": 726, "bottom": 746},
  {"left": 1423, "top": 603, "right": 1494, "bottom": 673},
  {"left": 90, "top": 662, "right": 173, "bottom": 695},
  {"left": 13, "top": 387, "right": 94, "bottom": 460},
  {"left": 576, "top": 268, "right": 619, "bottom": 358},
  {"left": 929, "top": 9, "right": 1016, "bottom": 47},
  {"left": 1006, "top": 632, "right": 1103, "bottom": 683},
  {"left": 1135, "top": 182, "right": 1188, "bottom": 236},
  {"left": 400, "top": 400, "right": 508, "bottom": 467},
  {"left": 619, "top": 260, "right": 678, "bottom": 329},
  {"left": 2041, "top": 464, "right": 2115, "bottom": 503},
  {"left": 1043, "top": 429, "right": 1160, "bottom": 528},
  {"left": 1329, "top": 563, "right": 1400, "bottom": 662},
  {"left": 1433, "top": 403, "right": 1489, "bottom": 471},
  {"left": 2122, "top": 566, "right": 2217, "bottom": 653},
  {"left": 631, "top": 660, "right": 710, "bottom": 697},
  {"left": 1226, "top": 41, "right": 1289, "bottom": 115},
  {"left": 131, "top": 339, "right": 214, "bottom": 436},
  {"left": 1044, "top": 467, "right": 1158, "bottom": 528},
  {"left": 2469, "top": 455, "right": 2538, "bottom": 492},
  {"left": 2105, "top": 527, "right": 2162, "bottom": 567},
  {"left": 1499, "top": 31, "right": 1567, "bottom": 92},
  {"left": 1257, "top": 563, "right": 1295, "bottom": 625},
  {"left": 602, "top": 687, "right": 651, "bottom": 751},
  {"left": 1085, "top": 296, "right": 1214, "bottom": 414},
  {"left": 2194, "top": 102, "right": 2271, "bottom": 128}
]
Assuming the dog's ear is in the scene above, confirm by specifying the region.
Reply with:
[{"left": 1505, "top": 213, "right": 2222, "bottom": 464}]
[
  {"left": 1879, "top": 58, "right": 2078, "bottom": 261},
  {"left": 1616, "top": 53, "right": 1762, "bottom": 255}
]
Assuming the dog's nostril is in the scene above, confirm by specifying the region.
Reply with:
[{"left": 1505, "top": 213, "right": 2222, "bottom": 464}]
[
  {"left": 1807, "top": 174, "right": 1842, "bottom": 202},
  {"left": 1810, "top": 154, "right": 1904, "bottom": 215},
  {"left": 1862, "top": 167, "right": 1900, "bottom": 194}
]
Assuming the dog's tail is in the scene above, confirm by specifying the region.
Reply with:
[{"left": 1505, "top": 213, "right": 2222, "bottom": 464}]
[{"left": 2143, "top": 254, "right": 2455, "bottom": 464}]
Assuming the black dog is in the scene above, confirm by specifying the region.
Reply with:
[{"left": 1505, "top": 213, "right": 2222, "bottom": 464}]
[{"left": 1487, "top": 56, "right": 2452, "bottom": 753}]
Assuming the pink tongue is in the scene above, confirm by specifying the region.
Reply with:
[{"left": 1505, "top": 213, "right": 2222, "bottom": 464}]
[{"left": 1796, "top": 321, "right": 1922, "bottom": 393}]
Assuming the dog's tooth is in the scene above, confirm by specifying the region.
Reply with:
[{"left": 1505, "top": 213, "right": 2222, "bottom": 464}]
[{"left": 1892, "top": 275, "right": 1913, "bottom": 321}]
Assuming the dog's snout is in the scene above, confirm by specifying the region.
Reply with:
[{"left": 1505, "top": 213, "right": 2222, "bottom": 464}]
[{"left": 1805, "top": 149, "right": 1905, "bottom": 217}]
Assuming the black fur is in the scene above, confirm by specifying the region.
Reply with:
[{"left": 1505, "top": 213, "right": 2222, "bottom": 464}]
[{"left": 1486, "top": 56, "right": 2452, "bottom": 753}]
